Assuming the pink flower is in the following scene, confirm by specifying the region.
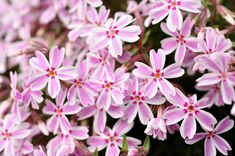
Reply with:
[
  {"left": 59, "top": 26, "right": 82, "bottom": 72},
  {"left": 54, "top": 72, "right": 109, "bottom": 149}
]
[
  {"left": 77, "top": 104, "right": 124, "bottom": 133},
  {"left": 29, "top": 46, "right": 77, "bottom": 98},
  {"left": 196, "top": 27, "right": 232, "bottom": 55},
  {"left": 123, "top": 77, "right": 166, "bottom": 125},
  {"left": 89, "top": 15, "right": 141, "bottom": 58},
  {"left": 0, "top": 115, "right": 31, "bottom": 156},
  {"left": 42, "top": 90, "right": 82, "bottom": 134},
  {"left": 46, "top": 125, "right": 89, "bottom": 155},
  {"left": 145, "top": 117, "right": 167, "bottom": 140},
  {"left": 162, "top": 88, "right": 217, "bottom": 139},
  {"left": 196, "top": 85, "right": 224, "bottom": 107},
  {"left": 91, "top": 67, "right": 129, "bottom": 110},
  {"left": 161, "top": 17, "right": 198, "bottom": 63},
  {"left": 86, "top": 48, "right": 115, "bottom": 81},
  {"left": 185, "top": 116, "right": 234, "bottom": 156},
  {"left": 133, "top": 49, "right": 184, "bottom": 98},
  {"left": 196, "top": 54, "right": 235, "bottom": 104},
  {"left": 87, "top": 119, "right": 141, "bottom": 156},
  {"left": 67, "top": 60, "right": 98, "bottom": 106},
  {"left": 39, "top": 0, "right": 68, "bottom": 24},
  {"left": 22, "top": 76, "right": 43, "bottom": 110},
  {"left": 9, "top": 72, "right": 22, "bottom": 120},
  {"left": 147, "top": 0, "right": 201, "bottom": 31}
]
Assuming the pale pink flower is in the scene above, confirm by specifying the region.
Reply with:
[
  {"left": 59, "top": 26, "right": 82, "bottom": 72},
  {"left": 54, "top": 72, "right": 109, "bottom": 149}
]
[
  {"left": 33, "top": 145, "right": 71, "bottom": 156},
  {"left": 0, "top": 115, "right": 31, "bottom": 156},
  {"left": 133, "top": 49, "right": 184, "bottom": 98},
  {"left": 146, "top": 0, "right": 201, "bottom": 31},
  {"left": 89, "top": 15, "right": 141, "bottom": 58},
  {"left": 196, "top": 27, "right": 232, "bottom": 55},
  {"left": 161, "top": 17, "right": 198, "bottom": 63},
  {"left": 145, "top": 117, "right": 167, "bottom": 140},
  {"left": 9, "top": 72, "right": 22, "bottom": 120},
  {"left": 67, "top": 60, "right": 98, "bottom": 106},
  {"left": 185, "top": 117, "right": 234, "bottom": 156},
  {"left": 123, "top": 77, "right": 166, "bottom": 125},
  {"left": 87, "top": 119, "right": 141, "bottom": 156},
  {"left": 29, "top": 46, "right": 77, "bottom": 98},
  {"left": 196, "top": 85, "right": 224, "bottom": 107},
  {"left": 22, "top": 76, "right": 43, "bottom": 110},
  {"left": 87, "top": 48, "right": 115, "bottom": 81},
  {"left": 91, "top": 67, "right": 129, "bottom": 110},
  {"left": 196, "top": 54, "right": 235, "bottom": 104},
  {"left": 47, "top": 125, "right": 89, "bottom": 155},
  {"left": 77, "top": 104, "right": 124, "bottom": 133},
  {"left": 162, "top": 88, "right": 217, "bottom": 139},
  {"left": 42, "top": 90, "right": 82, "bottom": 134},
  {"left": 40, "top": 0, "right": 69, "bottom": 24}
]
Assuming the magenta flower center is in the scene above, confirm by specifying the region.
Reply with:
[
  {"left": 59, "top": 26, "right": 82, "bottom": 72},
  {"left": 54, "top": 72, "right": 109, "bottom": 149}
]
[
  {"left": 56, "top": 108, "right": 63, "bottom": 116},
  {"left": 168, "top": 0, "right": 181, "bottom": 9},
  {"left": 106, "top": 27, "right": 119, "bottom": 39},
  {"left": 207, "top": 131, "right": 215, "bottom": 138},
  {"left": 176, "top": 35, "right": 186, "bottom": 44},
  {"left": 75, "top": 79, "right": 83, "bottom": 87},
  {"left": 220, "top": 72, "right": 227, "bottom": 79},
  {"left": 2, "top": 130, "right": 12, "bottom": 140}
]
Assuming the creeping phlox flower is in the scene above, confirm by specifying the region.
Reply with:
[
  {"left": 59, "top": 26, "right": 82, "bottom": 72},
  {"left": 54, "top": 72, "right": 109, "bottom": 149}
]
[
  {"left": 43, "top": 90, "right": 82, "bottom": 134},
  {"left": 89, "top": 15, "right": 141, "bottom": 58},
  {"left": 87, "top": 119, "right": 141, "bottom": 156},
  {"left": 0, "top": 0, "right": 235, "bottom": 155},
  {"left": 29, "top": 46, "right": 77, "bottom": 98},
  {"left": 196, "top": 27, "right": 232, "bottom": 55},
  {"left": 133, "top": 49, "right": 184, "bottom": 98},
  {"left": 0, "top": 115, "right": 31, "bottom": 156},
  {"left": 161, "top": 17, "right": 198, "bottom": 63},
  {"left": 185, "top": 117, "right": 234, "bottom": 156},
  {"left": 196, "top": 54, "right": 235, "bottom": 104},
  {"left": 67, "top": 60, "right": 98, "bottom": 106},
  {"left": 123, "top": 77, "right": 166, "bottom": 125},
  {"left": 146, "top": 0, "right": 201, "bottom": 31},
  {"left": 162, "top": 88, "right": 217, "bottom": 139}
]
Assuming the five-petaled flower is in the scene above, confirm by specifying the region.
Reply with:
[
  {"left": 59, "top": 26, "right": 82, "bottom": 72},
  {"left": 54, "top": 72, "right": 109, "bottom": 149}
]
[
  {"left": 133, "top": 49, "right": 184, "bottom": 98},
  {"left": 146, "top": 0, "right": 201, "bottom": 31},
  {"left": 29, "top": 46, "right": 77, "bottom": 98},
  {"left": 162, "top": 88, "right": 217, "bottom": 139},
  {"left": 43, "top": 90, "right": 82, "bottom": 134},
  {"left": 89, "top": 15, "right": 141, "bottom": 58},
  {"left": 185, "top": 117, "right": 234, "bottom": 156},
  {"left": 161, "top": 17, "right": 199, "bottom": 63},
  {"left": 87, "top": 119, "right": 141, "bottom": 156},
  {"left": 0, "top": 115, "right": 31, "bottom": 156}
]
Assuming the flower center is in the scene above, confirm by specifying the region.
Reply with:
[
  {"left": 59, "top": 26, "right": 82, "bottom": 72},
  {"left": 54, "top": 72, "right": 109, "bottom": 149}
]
[
  {"left": 221, "top": 72, "right": 227, "bottom": 80},
  {"left": 48, "top": 70, "right": 56, "bottom": 77},
  {"left": 154, "top": 72, "right": 162, "bottom": 79},
  {"left": 75, "top": 80, "right": 83, "bottom": 87},
  {"left": 177, "top": 35, "right": 185, "bottom": 44},
  {"left": 3, "top": 130, "right": 12, "bottom": 139},
  {"left": 168, "top": 0, "right": 181, "bottom": 9},
  {"left": 106, "top": 27, "right": 119, "bottom": 39},
  {"left": 102, "top": 81, "right": 113, "bottom": 91},
  {"left": 208, "top": 131, "right": 215, "bottom": 138},
  {"left": 109, "top": 135, "right": 116, "bottom": 142},
  {"left": 187, "top": 105, "right": 195, "bottom": 112},
  {"left": 56, "top": 108, "right": 63, "bottom": 116}
]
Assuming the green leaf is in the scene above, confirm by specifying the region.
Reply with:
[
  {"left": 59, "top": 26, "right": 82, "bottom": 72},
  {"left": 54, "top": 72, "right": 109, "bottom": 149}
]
[
  {"left": 122, "top": 135, "right": 129, "bottom": 152},
  {"left": 143, "top": 135, "right": 150, "bottom": 152},
  {"left": 93, "top": 148, "right": 99, "bottom": 156}
]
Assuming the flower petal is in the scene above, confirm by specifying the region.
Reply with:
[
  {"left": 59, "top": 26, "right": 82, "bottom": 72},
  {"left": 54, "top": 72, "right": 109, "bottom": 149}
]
[
  {"left": 48, "top": 77, "right": 61, "bottom": 98},
  {"left": 162, "top": 108, "right": 185, "bottom": 125},
  {"left": 180, "top": 114, "right": 196, "bottom": 139},
  {"left": 195, "top": 110, "right": 217, "bottom": 131},
  {"left": 118, "top": 26, "right": 141, "bottom": 43},
  {"left": 49, "top": 46, "right": 65, "bottom": 68}
]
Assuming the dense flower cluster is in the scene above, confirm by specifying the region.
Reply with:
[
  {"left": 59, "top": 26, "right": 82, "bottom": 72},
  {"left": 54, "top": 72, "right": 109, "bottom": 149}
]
[{"left": 0, "top": 0, "right": 235, "bottom": 156}]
